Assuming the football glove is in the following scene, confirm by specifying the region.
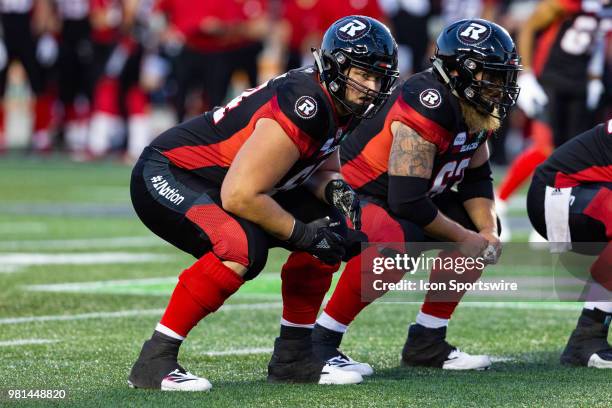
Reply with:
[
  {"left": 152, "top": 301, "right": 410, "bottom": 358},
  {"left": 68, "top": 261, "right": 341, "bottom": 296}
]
[
  {"left": 287, "top": 216, "right": 345, "bottom": 264},
  {"left": 516, "top": 71, "right": 548, "bottom": 118},
  {"left": 325, "top": 179, "right": 362, "bottom": 230}
]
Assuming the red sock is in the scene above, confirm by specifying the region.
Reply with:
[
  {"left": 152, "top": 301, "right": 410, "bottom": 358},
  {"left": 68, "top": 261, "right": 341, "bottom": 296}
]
[
  {"left": 92, "top": 77, "right": 120, "bottom": 115},
  {"left": 421, "top": 250, "right": 484, "bottom": 319},
  {"left": 324, "top": 246, "right": 404, "bottom": 325},
  {"left": 281, "top": 252, "right": 337, "bottom": 325},
  {"left": 33, "top": 93, "right": 54, "bottom": 133},
  {"left": 126, "top": 86, "right": 148, "bottom": 115},
  {"left": 159, "top": 252, "right": 244, "bottom": 337}
]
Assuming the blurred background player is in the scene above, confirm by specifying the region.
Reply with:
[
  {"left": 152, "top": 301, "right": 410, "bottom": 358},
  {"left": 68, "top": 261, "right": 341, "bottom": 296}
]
[
  {"left": 87, "top": 0, "right": 155, "bottom": 162},
  {"left": 496, "top": 0, "right": 610, "bottom": 241},
  {"left": 310, "top": 19, "right": 521, "bottom": 374},
  {"left": 527, "top": 119, "right": 612, "bottom": 369},
  {"left": 0, "top": 0, "right": 56, "bottom": 152}
]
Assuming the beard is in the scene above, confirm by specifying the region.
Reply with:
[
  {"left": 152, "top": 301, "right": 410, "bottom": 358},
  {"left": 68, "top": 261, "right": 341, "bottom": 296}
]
[{"left": 459, "top": 100, "right": 502, "bottom": 133}]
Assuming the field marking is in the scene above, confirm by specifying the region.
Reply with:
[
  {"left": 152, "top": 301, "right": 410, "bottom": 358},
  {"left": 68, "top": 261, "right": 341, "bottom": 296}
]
[
  {"left": 0, "top": 222, "right": 48, "bottom": 234},
  {"left": 203, "top": 347, "right": 273, "bottom": 357},
  {"left": 490, "top": 356, "right": 516, "bottom": 363},
  {"left": 0, "top": 338, "right": 59, "bottom": 347},
  {"left": 0, "top": 252, "right": 173, "bottom": 267},
  {"left": 26, "top": 277, "right": 178, "bottom": 292},
  {"left": 0, "top": 236, "right": 166, "bottom": 250},
  {"left": 0, "top": 302, "right": 282, "bottom": 325}
]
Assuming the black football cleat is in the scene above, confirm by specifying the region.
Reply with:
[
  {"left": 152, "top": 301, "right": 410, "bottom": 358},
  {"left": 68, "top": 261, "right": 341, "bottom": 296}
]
[
  {"left": 401, "top": 324, "right": 491, "bottom": 370},
  {"left": 561, "top": 310, "right": 612, "bottom": 369},
  {"left": 311, "top": 324, "right": 374, "bottom": 376},
  {"left": 128, "top": 332, "right": 211, "bottom": 391},
  {"left": 267, "top": 336, "right": 362, "bottom": 384}
]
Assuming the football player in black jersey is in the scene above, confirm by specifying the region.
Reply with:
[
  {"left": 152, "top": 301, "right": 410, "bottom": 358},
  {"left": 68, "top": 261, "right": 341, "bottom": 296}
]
[
  {"left": 127, "top": 16, "right": 399, "bottom": 390},
  {"left": 309, "top": 19, "right": 521, "bottom": 374},
  {"left": 528, "top": 119, "right": 612, "bottom": 369}
]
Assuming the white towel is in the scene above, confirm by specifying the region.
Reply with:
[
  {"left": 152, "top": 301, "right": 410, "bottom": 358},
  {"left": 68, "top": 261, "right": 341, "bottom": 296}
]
[{"left": 544, "top": 186, "right": 573, "bottom": 253}]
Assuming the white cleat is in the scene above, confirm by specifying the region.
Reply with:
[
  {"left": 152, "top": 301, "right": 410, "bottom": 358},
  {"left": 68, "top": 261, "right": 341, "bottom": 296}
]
[
  {"left": 326, "top": 353, "right": 374, "bottom": 376},
  {"left": 442, "top": 349, "right": 492, "bottom": 370},
  {"left": 318, "top": 364, "right": 363, "bottom": 384},
  {"left": 587, "top": 353, "right": 612, "bottom": 369},
  {"left": 158, "top": 369, "right": 212, "bottom": 391}
]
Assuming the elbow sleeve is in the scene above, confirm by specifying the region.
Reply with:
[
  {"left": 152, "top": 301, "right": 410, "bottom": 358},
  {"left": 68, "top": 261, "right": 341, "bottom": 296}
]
[
  {"left": 457, "top": 161, "right": 494, "bottom": 202},
  {"left": 388, "top": 175, "right": 438, "bottom": 227}
]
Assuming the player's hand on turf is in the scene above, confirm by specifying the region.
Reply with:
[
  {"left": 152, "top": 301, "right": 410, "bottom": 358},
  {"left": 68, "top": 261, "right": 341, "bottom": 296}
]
[
  {"left": 325, "top": 179, "right": 362, "bottom": 230},
  {"left": 479, "top": 230, "right": 502, "bottom": 264},
  {"left": 287, "top": 216, "right": 346, "bottom": 264},
  {"left": 458, "top": 230, "right": 489, "bottom": 258}
]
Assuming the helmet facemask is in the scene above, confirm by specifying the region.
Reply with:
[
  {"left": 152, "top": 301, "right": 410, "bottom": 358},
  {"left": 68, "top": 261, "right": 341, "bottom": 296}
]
[
  {"left": 462, "top": 59, "right": 521, "bottom": 119},
  {"left": 315, "top": 49, "right": 399, "bottom": 119}
]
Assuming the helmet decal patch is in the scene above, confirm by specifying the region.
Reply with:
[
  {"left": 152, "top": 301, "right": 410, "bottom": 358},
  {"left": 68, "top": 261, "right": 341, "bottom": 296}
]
[
  {"left": 419, "top": 89, "right": 442, "bottom": 109},
  {"left": 295, "top": 96, "right": 318, "bottom": 119},
  {"left": 336, "top": 17, "right": 371, "bottom": 41},
  {"left": 457, "top": 21, "right": 492, "bottom": 45}
]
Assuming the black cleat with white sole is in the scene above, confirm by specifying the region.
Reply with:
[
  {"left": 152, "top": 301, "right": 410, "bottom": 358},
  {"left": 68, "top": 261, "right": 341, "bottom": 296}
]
[
  {"left": 128, "top": 332, "right": 211, "bottom": 391},
  {"left": 312, "top": 323, "right": 374, "bottom": 376},
  {"left": 401, "top": 324, "right": 491, "bottom": 370},
  {"left": 267, "top": 336, "right": 362, "bottom": 384},
  {"left": 561, "top": 309, "right": 612, "bottom": 369}
]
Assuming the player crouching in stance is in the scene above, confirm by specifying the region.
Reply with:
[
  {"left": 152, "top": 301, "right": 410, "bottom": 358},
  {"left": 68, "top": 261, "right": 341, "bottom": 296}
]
[
  {"left": 527, "top": 119, "right": 612, "bottom": 369},
  {"left": 127, "top": 16, "right": 399, "bottom": 390},
  {"left": 310, "top": 19, "right": 521, "bottom": 373}
]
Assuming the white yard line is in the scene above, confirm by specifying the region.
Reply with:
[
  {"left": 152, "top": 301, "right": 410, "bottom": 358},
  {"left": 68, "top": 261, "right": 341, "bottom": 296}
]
[
  {"left": 0, "top": 252, "right": 173, "bottom": 266},
  {"left": 203, "top": 347, "right": 273, "bottom": 357},
  {"left": 0, "top": 236, "right": 166, "bottom": 250},
  {"left": 0, "top": 338, "right": 59, "bottom": 347},
  {"left": 490, "top": 356, "right": 516, "bottom": 363},
  {"left": 0, "top": 302, "right": 282, "bottom": 325},
  {"left": 0, "top": 222, "right": 48, "bottom": 234}
]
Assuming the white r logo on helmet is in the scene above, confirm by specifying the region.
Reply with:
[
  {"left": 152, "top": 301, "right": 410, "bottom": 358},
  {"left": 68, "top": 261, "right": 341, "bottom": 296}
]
[
  {"left": 336, "top": 17, "right": 371, "bottom": 41},
  {"left": 457, "top": 21, "right": 491, "bottom": 45}
]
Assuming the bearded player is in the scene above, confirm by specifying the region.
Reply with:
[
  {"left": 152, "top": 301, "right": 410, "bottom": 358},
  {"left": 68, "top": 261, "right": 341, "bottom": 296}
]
[
  {"left": 127, "top": 16, "right": 399, "bottom": 391},
  {"left": 309, "top": 19, "right": 521, "bottom": 374},
  {"left": 528, "top": 119, "right": 612, "bottom": 369}
]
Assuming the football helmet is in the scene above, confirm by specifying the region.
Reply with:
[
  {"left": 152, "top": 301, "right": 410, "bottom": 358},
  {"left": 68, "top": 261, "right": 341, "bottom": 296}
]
[
  {"left": 431, "top": 19, "right": 521, "bottom": 119},
  {"left": 313, "top": 15, "right": 399, "bottom": 119}
]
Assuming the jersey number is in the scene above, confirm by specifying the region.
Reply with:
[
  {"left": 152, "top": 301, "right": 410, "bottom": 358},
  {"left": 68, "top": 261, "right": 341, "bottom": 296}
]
[
  {"left": 560, "top": 16, "right": 598, "bottom": 56},
  {"left": 429, "top": 158, "right": 471, "bottom": 196}
]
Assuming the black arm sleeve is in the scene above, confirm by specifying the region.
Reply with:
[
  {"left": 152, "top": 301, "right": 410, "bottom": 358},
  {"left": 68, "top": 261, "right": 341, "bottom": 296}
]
[
  {"left": 457, "top": 161, "right": 494, "bottom": 202},
  {"left": 388, "top": 175, "right": 438, "bottom": 227}
]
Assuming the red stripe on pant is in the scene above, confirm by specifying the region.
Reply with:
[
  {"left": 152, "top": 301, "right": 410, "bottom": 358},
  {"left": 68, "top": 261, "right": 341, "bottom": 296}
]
[{"left": 160, "top": 252, "right": 244, "bottom": 337}]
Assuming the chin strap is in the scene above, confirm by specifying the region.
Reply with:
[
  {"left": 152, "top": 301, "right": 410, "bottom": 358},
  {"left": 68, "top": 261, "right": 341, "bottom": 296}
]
[
  {"left": 312, "top": 48, "right": 326, "bottom": 83},
  {"left": 432, "top": 58, "right": 462, "bottom": 100}
]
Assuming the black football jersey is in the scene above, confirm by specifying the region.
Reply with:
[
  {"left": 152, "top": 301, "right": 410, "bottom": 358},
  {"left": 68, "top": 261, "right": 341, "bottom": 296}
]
[
  {"left": 151, "top": 67, "right": 348, "bottom": 193},
  {"left": 341, "top": 70, "right": 491, "bottom": 202},
  {"left": 535, "top": 0, "right": 603, "bottom": 90},
  {"left": 535, "top": 119, "right": 612, "bottom": 187}
]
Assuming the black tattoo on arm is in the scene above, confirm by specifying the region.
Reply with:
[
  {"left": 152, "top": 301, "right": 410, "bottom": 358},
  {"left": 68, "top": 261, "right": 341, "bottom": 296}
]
[{"left": 388, "top": 123, "right": 437, "bottom": 178}]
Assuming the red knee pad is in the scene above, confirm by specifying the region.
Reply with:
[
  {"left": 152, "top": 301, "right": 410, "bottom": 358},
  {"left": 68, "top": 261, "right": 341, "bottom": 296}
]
[
  {"left": 178, "top": 252, "right": 244, "bottom": 313},
  {"left": 281, "top": 252, "right": 337, "bottom": 325},
  {"left": 591, "top": 243, "right": 612, "bottom": 291}
]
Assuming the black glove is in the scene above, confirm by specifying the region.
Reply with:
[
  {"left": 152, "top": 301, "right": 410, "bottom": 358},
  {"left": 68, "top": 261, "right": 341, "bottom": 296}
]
[
  {"left": 325, "top": 179, "right": 362, "bottom": 230},
  {"left": 287, "top": 216, "right": 345, "bottom": 264}
]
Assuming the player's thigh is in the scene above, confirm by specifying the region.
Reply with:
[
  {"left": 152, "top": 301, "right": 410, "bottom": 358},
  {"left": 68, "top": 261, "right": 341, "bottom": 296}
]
[{"left": 130, "top": 147, "right": 270, "bottom": 276}]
